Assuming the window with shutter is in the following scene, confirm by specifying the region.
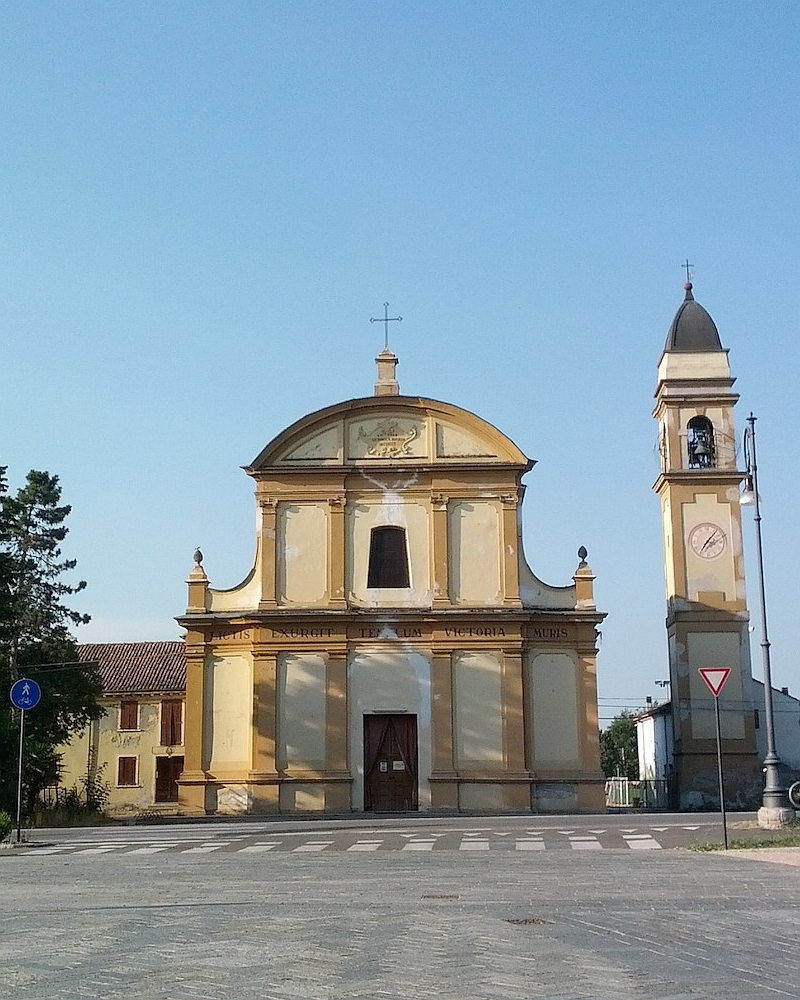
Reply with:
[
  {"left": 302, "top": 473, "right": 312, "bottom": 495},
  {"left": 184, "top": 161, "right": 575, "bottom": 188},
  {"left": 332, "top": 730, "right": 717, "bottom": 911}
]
[
  {"left": 119, "top": 700, "right": 139, "bottom": 730},
  {"left": 118, "top": 756, "right": 137, "bottom": 786},
  {"left": 160, "top": 700, "right": 183, "bottom": 746}
]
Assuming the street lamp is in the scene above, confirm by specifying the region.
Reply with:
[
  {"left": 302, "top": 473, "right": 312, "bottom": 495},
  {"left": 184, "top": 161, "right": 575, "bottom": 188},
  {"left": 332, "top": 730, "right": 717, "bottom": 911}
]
[{"left": 740, "top": 412, "right": 795, "bottom": 828}]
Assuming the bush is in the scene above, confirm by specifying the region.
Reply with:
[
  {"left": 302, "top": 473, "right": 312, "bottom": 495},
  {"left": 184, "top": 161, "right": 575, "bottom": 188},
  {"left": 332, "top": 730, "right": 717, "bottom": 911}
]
[{"left": 0, "top": 810, "right": 12, "bottom": 841}]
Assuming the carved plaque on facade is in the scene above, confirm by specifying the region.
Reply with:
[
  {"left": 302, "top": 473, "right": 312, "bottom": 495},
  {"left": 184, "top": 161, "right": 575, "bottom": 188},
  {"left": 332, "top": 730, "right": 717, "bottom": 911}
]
[
  {"left": 359, "top": 419, "right": 416, "bottom": 457},
  {"left": 348, "top": 417, "right": 426, "bottom": 460}
]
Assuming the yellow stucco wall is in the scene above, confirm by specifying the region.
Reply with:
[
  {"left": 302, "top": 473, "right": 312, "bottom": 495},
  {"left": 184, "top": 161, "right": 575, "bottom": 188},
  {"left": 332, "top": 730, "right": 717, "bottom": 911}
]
[
  {"left": 204, "top": 653, "right": 252, "bottom": 770},
  {"left": 278, "top": 503, "right": 328, "bottom": 605},
  {"left": 278, "top": 652, "right": 327, "bottom": 768},
  {"left": 530, "top": 651, "right": 580, "bottom": 765},
  {"left": 449, "top": 500, "right": 501, "bottom": 605},
  {"left": 453, "top": 650, "right": 504, "bottom": 764}
]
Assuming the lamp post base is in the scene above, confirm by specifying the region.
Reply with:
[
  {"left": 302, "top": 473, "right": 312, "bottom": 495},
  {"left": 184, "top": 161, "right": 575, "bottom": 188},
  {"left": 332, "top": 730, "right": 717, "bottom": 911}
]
[{"left": 757, "top": 804, "right": 795, "bottom": 830}]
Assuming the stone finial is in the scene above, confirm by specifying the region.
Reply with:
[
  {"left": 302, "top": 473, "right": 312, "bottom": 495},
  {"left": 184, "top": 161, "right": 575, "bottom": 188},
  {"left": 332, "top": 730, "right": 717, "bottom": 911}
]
[
  {"left": 573, "top": 546, "right": 595, "bottom": 609},
  {"left": 187, "top": 547, "right": 209, "bottom": 613}
]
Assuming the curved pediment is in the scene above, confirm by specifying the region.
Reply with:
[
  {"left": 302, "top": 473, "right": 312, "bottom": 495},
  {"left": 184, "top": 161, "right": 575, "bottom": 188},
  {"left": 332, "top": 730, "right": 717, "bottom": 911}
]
[{"left": 247, "top": 396, "right": 531, "bottom": 471}]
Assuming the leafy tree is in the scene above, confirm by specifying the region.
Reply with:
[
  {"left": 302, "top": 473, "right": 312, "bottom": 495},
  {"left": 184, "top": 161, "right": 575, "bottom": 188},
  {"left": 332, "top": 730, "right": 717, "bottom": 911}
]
[
  {"left": 0, "top": 469, "right": 103, "bottom": 816},
  {"left": 600, "top": 711, "right": 639, "bottom": 779}
]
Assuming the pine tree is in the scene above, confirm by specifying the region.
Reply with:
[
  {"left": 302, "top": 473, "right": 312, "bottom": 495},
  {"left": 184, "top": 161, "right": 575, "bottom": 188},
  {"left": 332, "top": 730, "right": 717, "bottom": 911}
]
[{"left": 0, "top": 469, "right": 103, "bottom": 816}]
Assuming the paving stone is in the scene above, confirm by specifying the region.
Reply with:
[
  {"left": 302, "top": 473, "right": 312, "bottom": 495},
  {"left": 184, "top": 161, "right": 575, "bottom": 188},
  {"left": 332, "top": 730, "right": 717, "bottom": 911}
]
[{"left": 2, "top": 843, "right": 800, "bottom": 998}]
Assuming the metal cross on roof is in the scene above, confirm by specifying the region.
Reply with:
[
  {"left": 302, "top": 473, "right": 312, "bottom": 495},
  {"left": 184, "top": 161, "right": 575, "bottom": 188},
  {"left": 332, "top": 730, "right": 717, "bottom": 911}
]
[
  {"left": 682, "top": 259, "right": 694, "bottom": 283},
  {"left": 370, "top": 302, "right": 402, "bottom": 350}
]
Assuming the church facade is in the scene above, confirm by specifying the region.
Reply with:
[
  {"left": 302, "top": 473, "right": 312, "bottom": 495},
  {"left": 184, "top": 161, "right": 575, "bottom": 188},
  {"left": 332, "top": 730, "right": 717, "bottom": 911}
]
[{"left": 176, "top": 349, "right": 606, "bottom": 816}]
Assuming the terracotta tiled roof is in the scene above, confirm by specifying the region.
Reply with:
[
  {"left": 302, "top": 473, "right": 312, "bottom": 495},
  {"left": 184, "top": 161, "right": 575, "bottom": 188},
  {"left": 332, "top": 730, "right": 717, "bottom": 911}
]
[{"left": 78, "top": 642, "right": 186, "bottom": 695}]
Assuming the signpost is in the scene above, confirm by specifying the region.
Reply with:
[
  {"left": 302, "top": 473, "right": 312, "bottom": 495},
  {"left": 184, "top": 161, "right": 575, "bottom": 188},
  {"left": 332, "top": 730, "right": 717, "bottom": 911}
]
[
  {"left": 699, "top": 667, "right": 731, "bottom": 849},
  {"left": 9, "top": 678, "right": 42, "bottom": 844}
]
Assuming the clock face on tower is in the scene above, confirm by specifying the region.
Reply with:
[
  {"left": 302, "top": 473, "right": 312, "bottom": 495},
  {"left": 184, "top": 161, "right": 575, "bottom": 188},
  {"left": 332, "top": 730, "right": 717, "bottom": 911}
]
[{"left": 688, "top": 522, "right": 727, "bottom": 560}]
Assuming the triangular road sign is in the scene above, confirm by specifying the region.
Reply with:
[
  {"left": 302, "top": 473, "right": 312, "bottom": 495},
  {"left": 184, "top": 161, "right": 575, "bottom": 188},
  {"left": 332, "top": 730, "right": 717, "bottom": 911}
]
[{"left": 699, "top": 667, "right": 731, "bottom": 697}]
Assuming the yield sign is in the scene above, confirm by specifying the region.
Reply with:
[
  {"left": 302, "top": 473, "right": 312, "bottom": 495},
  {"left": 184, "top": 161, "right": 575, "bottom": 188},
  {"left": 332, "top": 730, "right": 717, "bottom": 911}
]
[{"left": 699, "top": 667, "right": 731, "bottom": 697}]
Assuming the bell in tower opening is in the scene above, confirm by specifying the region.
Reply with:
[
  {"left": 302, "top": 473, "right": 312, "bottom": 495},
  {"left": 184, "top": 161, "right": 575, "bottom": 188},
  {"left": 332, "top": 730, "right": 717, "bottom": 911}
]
[{"left": 687, "top": 416, "right": 715, "bottom": 468}]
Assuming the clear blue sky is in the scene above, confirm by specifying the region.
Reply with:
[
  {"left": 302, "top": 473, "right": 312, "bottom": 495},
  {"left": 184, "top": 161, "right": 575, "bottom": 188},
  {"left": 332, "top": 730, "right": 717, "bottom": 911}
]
[{"left": 4, "top": 2, "right": 799, "bottom": 722}]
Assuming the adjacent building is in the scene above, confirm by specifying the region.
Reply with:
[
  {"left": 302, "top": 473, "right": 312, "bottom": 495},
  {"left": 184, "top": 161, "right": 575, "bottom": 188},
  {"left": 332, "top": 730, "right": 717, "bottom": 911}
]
[{"left": 59, "top": 642, "right": 186, "bottom": 816}]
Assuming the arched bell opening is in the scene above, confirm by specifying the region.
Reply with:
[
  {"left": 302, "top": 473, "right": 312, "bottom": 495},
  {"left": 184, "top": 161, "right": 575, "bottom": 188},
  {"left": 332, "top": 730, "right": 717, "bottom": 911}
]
[{"left": 687, "top": 415, "right": 716, "bottom": 469}]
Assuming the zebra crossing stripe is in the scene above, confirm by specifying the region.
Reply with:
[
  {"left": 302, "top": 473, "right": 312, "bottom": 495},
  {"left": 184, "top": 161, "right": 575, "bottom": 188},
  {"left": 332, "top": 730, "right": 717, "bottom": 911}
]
[
  {"left": 623, "top": 835, "right": 661, "bottom": 850},
  {"left": 515, "top": 840, "right": 545, "bottom": 851},
  {"left": 403, "top": 841, "right": 435, "bottom": 851}
]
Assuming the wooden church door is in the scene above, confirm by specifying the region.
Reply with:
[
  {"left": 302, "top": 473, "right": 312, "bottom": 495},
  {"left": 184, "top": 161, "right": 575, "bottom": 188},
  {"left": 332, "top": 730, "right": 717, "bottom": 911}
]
[{"left": 363, "top": 714, "right": 418, "bottom": 812}]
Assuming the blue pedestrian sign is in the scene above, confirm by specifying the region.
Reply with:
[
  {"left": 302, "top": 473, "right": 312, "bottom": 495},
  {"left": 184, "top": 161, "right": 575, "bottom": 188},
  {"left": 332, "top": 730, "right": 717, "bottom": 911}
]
[{"left": 10, "top": 678, "right": 41, "bottom": 711}]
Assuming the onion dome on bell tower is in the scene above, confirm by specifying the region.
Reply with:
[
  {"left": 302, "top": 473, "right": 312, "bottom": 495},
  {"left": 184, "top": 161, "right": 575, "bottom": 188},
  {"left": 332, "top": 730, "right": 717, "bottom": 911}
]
[{"left": 663, "top": 282, "right": 723, "bottom": 353}]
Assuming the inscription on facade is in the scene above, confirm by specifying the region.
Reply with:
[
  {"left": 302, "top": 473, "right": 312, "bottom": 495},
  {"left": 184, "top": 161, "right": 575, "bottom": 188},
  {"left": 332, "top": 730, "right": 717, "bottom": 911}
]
[
  {"left": 530, "top": 627, "right": 569, "bottom": 639},
  {"left": 269, "top": 627, "right": 334, "bottom": 638},
  {"left": 358, "top": 627, "right": 423, "bottom": 639},
  {"left": 358, "top": 419, "right": 418, "bottom": 458},
  {"left": 211, "top": 629, "right": 252, "bottom": 641},
  {"left": 445, "top": 627, "right": 506, "bottom": 637}
]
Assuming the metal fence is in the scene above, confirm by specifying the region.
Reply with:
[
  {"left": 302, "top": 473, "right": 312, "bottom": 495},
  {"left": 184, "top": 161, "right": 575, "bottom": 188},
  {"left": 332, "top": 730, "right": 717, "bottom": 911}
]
[{"left": 605, "top": 777, "right": 670, "bottom": 809}]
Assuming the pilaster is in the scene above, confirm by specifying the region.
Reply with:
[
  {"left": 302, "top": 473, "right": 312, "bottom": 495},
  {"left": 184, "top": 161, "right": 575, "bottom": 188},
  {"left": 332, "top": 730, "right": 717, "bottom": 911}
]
[
  {"left": 258, "top": 498, "right": 278, "bottom": 608},
  {"left": 431, "top": 493, "right": 450, "bottom": 607},
  {"left": 502, "top": 648, "right": 527, "bottom": 776},
  {"left": 177, "top": 634, "right": 208, "bottom": 815},
  {"left": 248, "top": 651, "right": 280, "bottom": 812},
  {"left": 429, "top": 651, "right": 458, "bottom": 808},
  {"left": 328, "top": 496, "right": 347, "bottom": 608},
  {"left": 500, "top": 493, "right": 522, "bottom": 607},
  {"left": 326, "top": 653, "right": 348, "bottom": 771}
]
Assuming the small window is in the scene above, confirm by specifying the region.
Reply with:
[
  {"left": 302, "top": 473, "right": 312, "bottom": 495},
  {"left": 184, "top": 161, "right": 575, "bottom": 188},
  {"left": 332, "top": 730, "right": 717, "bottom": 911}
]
[
  {"left": 754, "top": 708, "right": 760, "bottom": 730},
  {"left": 367, "top": 526, "right": 410, "bottom": 588},
  {"left": 687, "top": 416, "right": 715, "bottom": 468},
  {"left": 119, "top": 700, "right": 139, "bottom": 731},
  {"left": 160, "top": 700, "right": 183, "bottom": 746},
  {"left": 118, "top": 756, "right": 138, "bottom": 786}
]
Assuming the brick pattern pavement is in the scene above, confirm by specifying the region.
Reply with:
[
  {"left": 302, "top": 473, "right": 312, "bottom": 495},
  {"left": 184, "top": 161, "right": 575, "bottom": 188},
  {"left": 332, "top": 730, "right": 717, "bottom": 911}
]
[{"left": 2, "top": 848, "right": 799, "bottom": 998}]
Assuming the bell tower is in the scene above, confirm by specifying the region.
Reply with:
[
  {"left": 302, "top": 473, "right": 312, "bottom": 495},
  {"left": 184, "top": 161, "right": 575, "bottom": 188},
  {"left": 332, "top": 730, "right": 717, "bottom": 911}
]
[{"left": 653, "top": 282, "right": 759, "bottom": 808}]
